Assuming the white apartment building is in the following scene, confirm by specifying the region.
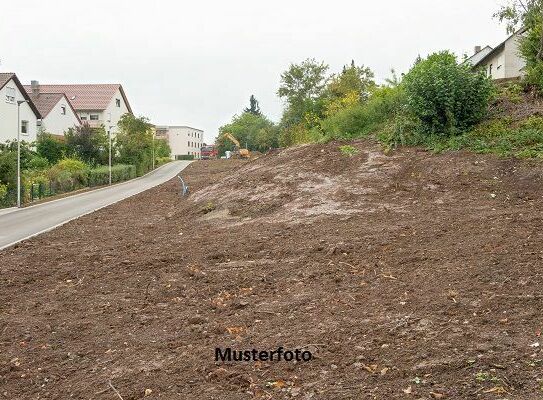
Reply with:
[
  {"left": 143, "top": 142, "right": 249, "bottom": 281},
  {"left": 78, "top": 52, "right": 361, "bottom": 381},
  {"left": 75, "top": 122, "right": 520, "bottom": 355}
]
[
  {"left": 156, "top": 125, "right": 204, "bottom": 159},
  {"left": 0, "top": 73, "right": 41, "bottom": 144}
]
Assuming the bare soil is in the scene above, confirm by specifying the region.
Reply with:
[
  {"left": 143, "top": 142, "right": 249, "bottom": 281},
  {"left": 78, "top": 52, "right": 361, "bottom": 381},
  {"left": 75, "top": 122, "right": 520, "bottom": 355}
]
[{"left": 1, "top": 140, "right": 543, "bottom": 399}]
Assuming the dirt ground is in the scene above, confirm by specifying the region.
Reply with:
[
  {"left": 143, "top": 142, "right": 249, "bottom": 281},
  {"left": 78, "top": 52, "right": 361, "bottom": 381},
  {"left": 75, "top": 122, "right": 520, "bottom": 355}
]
[{"left": 1, "top": 140, "right": 543, "bottom": 400}]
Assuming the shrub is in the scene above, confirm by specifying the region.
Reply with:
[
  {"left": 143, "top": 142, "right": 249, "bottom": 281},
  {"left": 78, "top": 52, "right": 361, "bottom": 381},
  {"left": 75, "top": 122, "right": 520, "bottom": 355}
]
[
  {"left": 175, "top": 155, "right": 195, "bottom": 160},
  {"left": 156, "top": 157, "right": 171, "bottom": 166},
  {"left": 56, "top": 158, "right": 89, "bottom": 186},
  {"left": 88, "top": 164, "right": 136, "bottom": 186},
  {"left": 27, "top": 156, "right": 49, "bottom": 171},
  {"left": 403, "top": 51, "right": 494, "bottom": 136},
  {"left": 37, "top": 132, "right": 66, "bottom": 164}
]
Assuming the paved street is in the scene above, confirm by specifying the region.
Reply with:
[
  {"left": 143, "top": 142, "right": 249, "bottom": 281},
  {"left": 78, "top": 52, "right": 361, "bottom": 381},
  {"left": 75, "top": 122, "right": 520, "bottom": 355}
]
[{"left": 0, "top": 161, "right": 191, "bottom": 250}]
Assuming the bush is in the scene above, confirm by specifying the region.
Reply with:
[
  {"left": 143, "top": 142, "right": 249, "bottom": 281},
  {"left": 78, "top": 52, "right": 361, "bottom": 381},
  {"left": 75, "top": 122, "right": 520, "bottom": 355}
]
[
  {"left": 403, "top": 51, "right": 494, "bottom": 136},
  {"left": 37, "top": 132, "right": 66, "bottom": 164},
  {"left": 156, "top": 157, "right": 171, "bottom": 166},
  {"left": 175, "top": 155, "right": 195, "bottom": 160},
  {"left": 56, "top": 158, "right": 89, "bottom": 186},
  {"left": 88, "top": 164, "right": 136, "bottom": 186},
  {"left": 27, "top": 156, "right": 49, "bottom": 171},
  {"left": 321, "top": 85, "right": 406, "bottom": 140}
]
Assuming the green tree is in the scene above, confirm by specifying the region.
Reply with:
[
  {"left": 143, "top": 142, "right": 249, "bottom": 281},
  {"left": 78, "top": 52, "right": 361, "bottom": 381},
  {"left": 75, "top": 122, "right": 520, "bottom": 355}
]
[
  {"left": 65, "top": 123, "right": 108, "bottom": 165},
  {"left": 323, "top": 60, "right": 376, "bottom": 116},
  {"left": 36, "top": 132, "right": 66, "bottom": 164},
  {"left": 278, "top": 58, "right": 329, "bottom": 127},
  {"left": 116, "top": 114, "right": 154, "bottom": 175},
  {"left": 244, "top": 95, "right": 262, "bottom": 116},
  {"left": 403, "top": 51, "right": 494, "bottom": 135},
  {"left": 154, "top": 138, "right": 171, "bottom": 158},
  {"left": 217, "top": 112, "right": 278, "bottom": 155}
]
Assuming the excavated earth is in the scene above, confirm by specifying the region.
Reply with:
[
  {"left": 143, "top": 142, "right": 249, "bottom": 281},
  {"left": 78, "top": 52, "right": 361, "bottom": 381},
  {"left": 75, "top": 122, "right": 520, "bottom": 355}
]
[{"left": 1, "top": 140, "right": 543, "bottom": 399}]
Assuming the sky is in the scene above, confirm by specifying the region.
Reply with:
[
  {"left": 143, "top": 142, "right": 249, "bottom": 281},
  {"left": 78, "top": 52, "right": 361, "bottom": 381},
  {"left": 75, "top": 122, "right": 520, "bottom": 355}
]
[{"left": 1, "top": 0, "right": 507, "bottom": 143}]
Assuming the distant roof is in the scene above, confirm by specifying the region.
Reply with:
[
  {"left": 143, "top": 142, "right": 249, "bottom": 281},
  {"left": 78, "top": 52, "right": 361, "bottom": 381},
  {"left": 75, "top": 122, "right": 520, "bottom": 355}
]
[
  {"left": 26, "top": 92, "right": 81, "bottom": 122},
  {"left": 22, "top": 83, "right": 133, "bottom": 113},
  {"left": 465, "top": 46, "right": 493, "bottom": 66},
  {"left": 0, "top": 73, "right": 42, "bottom": 118}
]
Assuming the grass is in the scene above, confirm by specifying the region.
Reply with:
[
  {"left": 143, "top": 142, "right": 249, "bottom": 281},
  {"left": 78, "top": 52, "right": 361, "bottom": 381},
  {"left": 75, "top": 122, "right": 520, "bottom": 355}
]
[{"left": 338, "top": 145, "right": 359, "bottom": 157}]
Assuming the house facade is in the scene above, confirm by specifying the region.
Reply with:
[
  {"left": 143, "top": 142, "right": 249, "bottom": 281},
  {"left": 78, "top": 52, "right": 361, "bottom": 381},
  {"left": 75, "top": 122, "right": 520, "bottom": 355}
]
[
  {"left": 470, "top": 30, "right": 526, "bottom": 80},
  {"left": 155, "top": 125, "right": 204, "bottom": 159},
  {"left": 23, "top": 83, "right": 132, "bottom": 134},
  {"left": 25, "top": 82, "right": 81, "bottom": 135},
  {"left": 0, "top": 73, "right": 41, "bottom": 144}
]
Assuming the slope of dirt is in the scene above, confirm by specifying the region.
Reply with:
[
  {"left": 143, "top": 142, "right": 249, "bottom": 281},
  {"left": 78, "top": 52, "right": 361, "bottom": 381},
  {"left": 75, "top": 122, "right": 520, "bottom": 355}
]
[{"left": 1, "top": 141, "right": 543, "bottom": 399}]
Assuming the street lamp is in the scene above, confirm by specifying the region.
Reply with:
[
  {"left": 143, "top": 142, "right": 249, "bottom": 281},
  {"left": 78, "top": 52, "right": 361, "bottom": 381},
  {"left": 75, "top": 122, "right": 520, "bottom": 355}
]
[
  {"left": 108, "top": 126, "right": 114, "bottom": 185},
  {"left": 17, "top": 100, "right": 28, "bottom": 208}
]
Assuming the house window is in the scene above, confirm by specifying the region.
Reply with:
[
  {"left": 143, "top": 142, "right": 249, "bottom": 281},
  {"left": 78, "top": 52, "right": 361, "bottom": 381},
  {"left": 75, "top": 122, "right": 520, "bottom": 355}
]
[
  {"left": 116, "top": 99, "right": 121, "bottom": 107},
  {"left": 80, "top": 116, "right": 87, "bottom": 120},
  {"left": 61, "top": 106, "right": 66, "bottom": 115},
  {"left": 21, "top": 120, "right": 28, "bottom": 134},
  {"left": 90, "top": 114, "right": 99, "bottom": 120},
  {"left": 188, "top": 141, "right": 190, "bottom": 147},
  {"left": 489, "top": 64, "right": 493, "bottom": 77},
  {"left": 5, "top": 87, "right": 15, "bottom": 103}
]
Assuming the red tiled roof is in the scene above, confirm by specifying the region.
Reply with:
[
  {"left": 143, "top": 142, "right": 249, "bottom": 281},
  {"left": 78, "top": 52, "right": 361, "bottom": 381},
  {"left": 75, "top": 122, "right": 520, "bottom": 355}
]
[
  {"left": 0, "top": 73, "right": 15, "bottom": 90},
  {"left": 25, "top": 92, "right": 82, "bottom": 123},
  {"left": 23, "top": 84, "right": 132, "bottom": 113}
]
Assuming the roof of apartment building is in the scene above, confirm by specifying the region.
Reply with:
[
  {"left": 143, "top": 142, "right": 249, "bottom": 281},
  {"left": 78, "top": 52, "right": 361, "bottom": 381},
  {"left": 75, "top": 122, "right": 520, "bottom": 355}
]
[
  {"left": 156, "top": 125, "right": 203, "bottom": 131},
  {"left": 23, "top": 83, "right": 133, "bottom": 113},
  {"left": 26, "top": 92, "right": 81, "bottom": 122},
  {"left": 0, "top": 73, "right": 42, "bottom": 118}
]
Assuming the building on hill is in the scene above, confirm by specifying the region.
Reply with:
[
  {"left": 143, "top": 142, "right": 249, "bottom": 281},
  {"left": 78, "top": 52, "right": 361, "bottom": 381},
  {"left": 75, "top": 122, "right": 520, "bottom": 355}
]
[
  {"left": 469, "top": 29, "right": 527, "bottom": 80},
  {"left": 23, "top": 82, "right": 132, "bottom": 135},
  {"left": 155, "top": 125, "right": 204, "bottom": 159},
  {"left": 26, "top": 82, "right": 81, "bottom": 135},
  {"left": 0, "top": 73, "right": 41, "bottom": 144}
]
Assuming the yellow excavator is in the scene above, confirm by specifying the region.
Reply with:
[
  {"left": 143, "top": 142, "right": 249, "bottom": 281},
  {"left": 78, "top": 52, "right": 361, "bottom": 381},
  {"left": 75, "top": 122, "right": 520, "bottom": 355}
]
[{"left": 222, "top": 132, "right": 250, "bottom": 159}]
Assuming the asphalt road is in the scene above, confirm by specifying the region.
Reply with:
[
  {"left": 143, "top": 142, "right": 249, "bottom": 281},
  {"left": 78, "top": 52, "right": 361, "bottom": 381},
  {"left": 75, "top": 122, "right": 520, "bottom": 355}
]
[{"left": 0, "top": 161, "right": 191, "bottom": 250}]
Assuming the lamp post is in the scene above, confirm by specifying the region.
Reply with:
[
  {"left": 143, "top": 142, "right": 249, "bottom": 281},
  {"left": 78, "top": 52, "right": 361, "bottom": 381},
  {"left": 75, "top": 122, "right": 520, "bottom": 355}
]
[
  {"left": 152, "top": 129, "right": 155, "bottom": 170},
  {"left": 16, "top": 100, "right": 28, "bottom": 208},
  {"left": 108, "top": 126, "right": 113, "bottom": 185}
]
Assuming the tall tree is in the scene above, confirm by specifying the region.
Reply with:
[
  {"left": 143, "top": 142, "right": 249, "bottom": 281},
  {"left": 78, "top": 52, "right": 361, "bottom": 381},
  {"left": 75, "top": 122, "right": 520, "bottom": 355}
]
[
  {"left": 65, "top": 123, "right": 108, "bottom": 166},
  {"left": 116, "top": 114, "right": 154, "bottom": 175},
  {"left": 244, "top": 95, "right": 262, "bottom": 115},
  {"left": 278, "top": 58, "right": 329, "bottom": 127}
]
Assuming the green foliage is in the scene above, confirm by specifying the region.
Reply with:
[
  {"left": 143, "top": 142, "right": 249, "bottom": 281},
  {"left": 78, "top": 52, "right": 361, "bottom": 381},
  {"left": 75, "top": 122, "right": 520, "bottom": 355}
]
[
  {"left": 339, "top": 145, "right": 359, "bottom": 157},
  {"left": 403, "top": 51, "right": 494, "bottom": 135},
  {"left": 56, "top": 158, "right": 89, "bottom": 186},
  {"left": 116, "top": 114, "right": 154, "bottom": 175},
  {"left": 27, "top": 156, "right": 49, "bottom": 170},
  {"left": 88, "top": 164, "right": 136, "bottom": 186},
  {"left": 321, "top": 85, "right": 407, "bottom": 140},
  {"left": 65, "top": 123, "right": 108, "bottom": 165},
  {"left": 154, "top": 138, "right": 171, "bottom": 158},
  {"left": 155, "top": 157, "right": 172, "bottom": 167},
  {"left": 37, "top": 132, "right": 66, "bottom": 164},
  {"left": 217, "top": 112, "right": 278, "bottom": 155},
  {"left": 278, "top": 58, "right": 329, "bottom": 128},
  {"left": 244, "top": 95, "right": 262, "bottom": 116},
  {"left": 176, "top": 154, "right": 195, "bottom": 160}
]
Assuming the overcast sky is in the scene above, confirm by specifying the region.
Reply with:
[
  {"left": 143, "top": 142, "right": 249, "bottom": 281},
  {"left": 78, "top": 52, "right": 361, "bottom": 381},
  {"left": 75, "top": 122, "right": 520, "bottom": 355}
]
[{"left": 1, "top": 0, "right": 506, "bottom": 142}]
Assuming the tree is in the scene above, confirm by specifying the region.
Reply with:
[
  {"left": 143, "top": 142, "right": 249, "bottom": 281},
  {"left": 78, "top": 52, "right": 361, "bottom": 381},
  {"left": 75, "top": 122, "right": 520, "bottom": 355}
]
[
  {"left": 36, "top": 132, "right": 66, "bottom": 164},
  {"left": 154, "top": 138, "right": 171, "bottom": 158},
  {"left": 278, "top": 58, "right": 329, "bottom": 127},
  {"left": 244, "top": 95, "right": 262, "bottom": 116},
  {"left": 217, "top": 112, "right": 278, "bottom": 155},
  {"left": 403, "top": 51, "right": 494, "bottom": 135},
  {"left": 323, "top": 60, "right": 375, "bottom": 116},
  {"left": 65, "top": 123, "right": 108, "bottom": 165},
  {"left": 495, "top": 1, "right": 543, "bottom": 88},
  {"left": 116, "top": 114, "right": 154, "bottom": 175}
]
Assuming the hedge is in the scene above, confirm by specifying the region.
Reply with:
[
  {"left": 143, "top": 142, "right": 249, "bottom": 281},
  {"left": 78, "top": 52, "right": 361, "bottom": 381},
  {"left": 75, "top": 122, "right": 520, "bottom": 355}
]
[{"left": 88, "top": 164, "right": 137, "bottom": 186}]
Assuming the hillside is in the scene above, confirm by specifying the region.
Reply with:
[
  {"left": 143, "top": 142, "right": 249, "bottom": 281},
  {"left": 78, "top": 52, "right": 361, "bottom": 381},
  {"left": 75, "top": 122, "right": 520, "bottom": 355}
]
[{"left": 1, "top": 141, "right": 543, "bottom": 399}]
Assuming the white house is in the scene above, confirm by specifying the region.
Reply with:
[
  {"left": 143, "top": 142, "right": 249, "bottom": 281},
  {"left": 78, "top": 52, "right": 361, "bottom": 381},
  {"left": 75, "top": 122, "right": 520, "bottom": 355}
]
[
  {"left": 25, "top": 82, "right": 81, "bottom": 135},
  {"left": 0, "top": 73, "right": 41, "bottom": 144},
  {"left": 155, "top": 125, "right": 204, "bottom": 159},
  {"left": 470, "top": 29, "right": 527, "bottom": 80},
  {"left": 23, "top": 82, "right": 132, "bottom": 135}
]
